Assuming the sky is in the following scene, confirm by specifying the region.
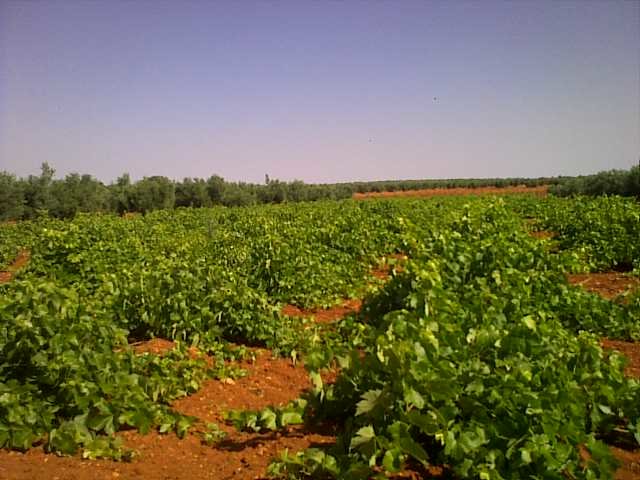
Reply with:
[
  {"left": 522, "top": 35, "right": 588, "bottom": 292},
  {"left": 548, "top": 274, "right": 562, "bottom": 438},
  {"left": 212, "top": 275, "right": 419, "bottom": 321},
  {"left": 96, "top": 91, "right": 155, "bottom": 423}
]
[{"left": 0, "top": 0, "right": 638, "bottom": 184}]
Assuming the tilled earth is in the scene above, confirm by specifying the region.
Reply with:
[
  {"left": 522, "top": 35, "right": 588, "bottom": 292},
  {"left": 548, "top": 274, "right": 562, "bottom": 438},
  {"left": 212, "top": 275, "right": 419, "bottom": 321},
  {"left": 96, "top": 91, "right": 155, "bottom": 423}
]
[
  {"left": 0, "top": 249, "right": 30, "bottom": 284},
  {"left": 353, "top": 185, "right": 548, "bottom": 199},
  {"left": 0, "top": 347, "right": 334, "bottom": 480},
  {"left": 568, "top": 272, "right": 640, "bottom": 300}
]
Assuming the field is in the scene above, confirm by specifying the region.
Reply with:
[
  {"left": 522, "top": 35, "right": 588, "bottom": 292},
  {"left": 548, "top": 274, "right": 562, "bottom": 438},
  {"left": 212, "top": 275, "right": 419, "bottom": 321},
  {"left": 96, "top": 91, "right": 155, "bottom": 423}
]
[
  {"left": 352, "top": 185, "right": 548, "bottom": 199},
  {"left": 1, "top": 192, "right": 639, "bottom": 479}
]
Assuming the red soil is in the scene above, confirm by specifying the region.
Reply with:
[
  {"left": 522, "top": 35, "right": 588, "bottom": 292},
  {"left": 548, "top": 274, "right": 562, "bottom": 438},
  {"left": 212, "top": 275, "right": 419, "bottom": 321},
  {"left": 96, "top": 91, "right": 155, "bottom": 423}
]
[
  {"left": 280, "top": 254, "right": 407, "bottom": 322},
  {"left": 529, "top": 230, "right": 556, "bottom": 240},
  {"left": 602, "top": 339, "right": 640, "bottom": 379},
  {"left": 600, "top": 337, "right": 640, "bottom": 479},
  {"left": 568, "top": 273, "right": 639, "bottom": 300},
  {"left": 282, "top": 299, "right": 362, "bottom": 323},
  {"left": 0, "top": 249, "right": 30, "bottom": 284},
  {"left": 611, "top": 445, "right": 640, "bottom": 480},
  {"left": 354, "top": 185, "right": 548, "bottom": 199},
  {"left": 578, "top": 275, "right": 640, "bottom": 478},
  {"left": 0, "top": 349, "right": 335, "bottom": 480},
  {"left": 130, "top": 338, "right": 177, "bottom": 356}
]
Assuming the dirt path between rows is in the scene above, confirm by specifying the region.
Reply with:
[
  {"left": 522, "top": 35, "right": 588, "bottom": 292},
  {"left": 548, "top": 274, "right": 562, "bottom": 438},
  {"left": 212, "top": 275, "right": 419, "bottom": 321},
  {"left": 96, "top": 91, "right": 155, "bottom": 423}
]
[
  {"left": 281, "top": 299, "right": 361, "bottom": 323},
  {"left": 0, "top": 249, "right": 30, "bottom": 284},
  {"left": 568, "top": 272, "right": 640, "bottom": 300},
  {"left": 568, "top": 274, "right": 640, "bottom": 479}
]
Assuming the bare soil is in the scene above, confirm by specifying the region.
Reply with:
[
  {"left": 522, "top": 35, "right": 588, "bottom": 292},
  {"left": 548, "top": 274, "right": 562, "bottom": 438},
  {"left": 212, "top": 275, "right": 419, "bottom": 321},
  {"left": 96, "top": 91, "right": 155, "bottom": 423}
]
[
  {"left": 0, "top": 349, "right": 334, "bottom": 480},
  {"left": 529, "top": 230, "right": 556, "bottom": 240},
  {"left": 130, "top": 338, "right": 177, "bottom": 356},
  {"left": 282, "top": 299, "right": 361, "bottom": 323},
  {"left": 602, "top": 339, "right": 640, "bottom": 479},
  {"left": 610, "top": 446, "right": 640, "bottom": 480},
  {"left": 602, "top": 339, "right": 640, "bottom": 380},
  {"left": 568, "top": 273, "right": 639, "bottom": 300},
  {"left": 0, "top": 249, "right": 30, "bottom": 284},
  {"left": 354, "top": 185, "right": 548, "bottom": 199},
  {"left": 576, "top": 274, "right": 640, "bottom": 478}
]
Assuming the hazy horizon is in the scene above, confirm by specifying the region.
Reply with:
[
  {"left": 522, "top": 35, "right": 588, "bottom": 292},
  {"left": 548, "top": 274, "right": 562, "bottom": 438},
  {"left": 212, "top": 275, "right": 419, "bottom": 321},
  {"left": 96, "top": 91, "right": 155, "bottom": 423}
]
[{"left": 1, "top": 0, "right": 638, "bottom": 184}]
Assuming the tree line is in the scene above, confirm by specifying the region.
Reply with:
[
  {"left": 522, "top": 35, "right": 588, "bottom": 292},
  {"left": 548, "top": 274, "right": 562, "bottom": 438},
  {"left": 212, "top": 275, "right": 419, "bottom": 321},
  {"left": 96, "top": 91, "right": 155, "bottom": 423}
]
[
  {"left": 0, "top": 164, "right": 355, "bottom": 221},
  {"left": 1, "top": 163, "right": 638, "bottom": 221},
  {"left": 550, "top": 165, "right": 640, "bottom": 198}
]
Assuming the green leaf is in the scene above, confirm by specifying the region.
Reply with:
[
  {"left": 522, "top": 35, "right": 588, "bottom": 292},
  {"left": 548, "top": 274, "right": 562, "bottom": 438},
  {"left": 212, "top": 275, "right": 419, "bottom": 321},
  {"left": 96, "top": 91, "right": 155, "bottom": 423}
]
[
  {"left": 280, "top": 411, "right": 303, "bottom": 426},
  {"left": 259, "top": 409, "right": 277, "bottom": 430},
  {"left": 382, "top": 448, "right": 404, "bottom": 472},
  {"left": 404, "top": 388, "right": 425, "bottom": 409},
  {"left": 350, "top": 425, "right": 376, "bottom": 449},
  {"left": 356, "top": 390, "right": 382, "bottom": 416},
  {"left": 522, "top": 315, "right": 536, "bottom": 331}
]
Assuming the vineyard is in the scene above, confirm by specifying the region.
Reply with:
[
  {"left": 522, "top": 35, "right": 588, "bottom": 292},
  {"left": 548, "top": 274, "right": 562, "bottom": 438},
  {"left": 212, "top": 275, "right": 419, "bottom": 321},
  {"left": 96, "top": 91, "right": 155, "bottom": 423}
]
[{"left": 1, "top": 194, "right": 639, "bottom": 479}]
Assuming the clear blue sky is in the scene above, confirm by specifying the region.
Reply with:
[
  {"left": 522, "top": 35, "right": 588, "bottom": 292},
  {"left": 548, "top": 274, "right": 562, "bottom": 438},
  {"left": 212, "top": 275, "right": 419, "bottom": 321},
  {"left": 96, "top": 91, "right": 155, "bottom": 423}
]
[{"left": 0, "top": 0, "right": 638, "bottom": 183}]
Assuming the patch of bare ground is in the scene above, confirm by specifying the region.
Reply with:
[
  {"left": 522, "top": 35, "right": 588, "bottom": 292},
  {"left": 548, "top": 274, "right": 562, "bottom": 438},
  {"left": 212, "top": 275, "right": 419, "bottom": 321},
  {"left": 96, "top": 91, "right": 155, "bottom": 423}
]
[
  {"left": 282, "top": 299, "right": 362, "bottom": 323},
  {"left": 381, "top": 464, "right": 448, "bottom": 479},
  {"left": 529, "top": 230, "right": 556, "bottom": 240},
  {"left": 130, "top": 338, "right": 177, "bottom": 356},
  {"left": 611, "top": 445, "right": 640, "bottom": 480},
  {"left": 568, "top": 273, "right": 639, "bottom": 300},
  {"left": 0, "top": 249, "right": 30, "bottom": 284},
  {"left": 568, "top": 272, "right": 640, "bottom": 475},
  {"left": 0, "top": 349, "right": 336, "bottom": 480},
  {"left": 601, "top": 339, "right": 640, "bottom": 478},
  {"left": 124, "top": 339, "right": 204, "bottom": 365},
  {"left": 354, "top": 185, "right": 548, "bottom": 199},
  {"left": 575, "top": 357, "right": 640, "bottom": 479},
  {"left": 602, "top": 339, "right": 640, "bottom": 381},
  {"left": 600, "top": 337, "right": 640, "bottom": 476}
]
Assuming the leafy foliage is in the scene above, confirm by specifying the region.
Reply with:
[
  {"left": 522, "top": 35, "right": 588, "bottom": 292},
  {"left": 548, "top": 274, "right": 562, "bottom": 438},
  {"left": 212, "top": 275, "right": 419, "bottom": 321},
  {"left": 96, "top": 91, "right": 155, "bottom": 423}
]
[
  {"left": 4, "top": 161, "right": 622, "bottom": 221},
  {"left": 226, "top": 399, "right": 307, "bottom": 433},
  {"left": 550, "top": 166, "right": 640, "bottom": 198},
  {"left": 272, "top": 200, "right": 640, "bottom": 479},
  {"left": 1, "top": 193, "right": 639, "bottom": 476},
  {"left": 526, "top": 196, "right": 640, "bottom": 272}
]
